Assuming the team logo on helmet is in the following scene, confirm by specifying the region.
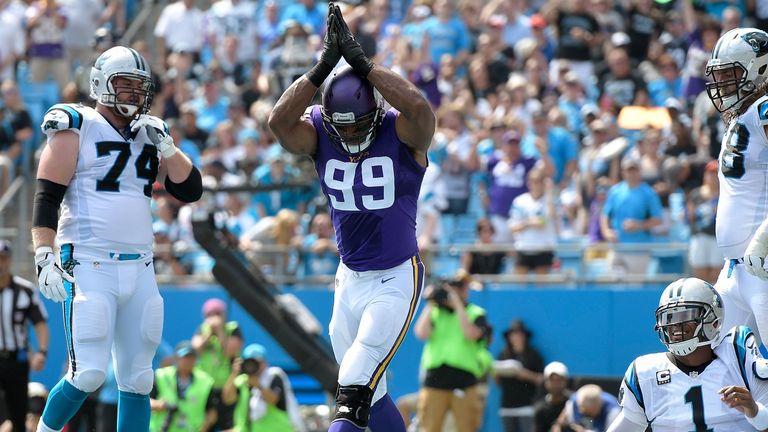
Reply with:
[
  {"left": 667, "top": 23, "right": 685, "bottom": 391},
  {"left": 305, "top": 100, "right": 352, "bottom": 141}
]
[
  {"left": 742, "top": 31, "right": 768, "bottom": 57},
  {"left": 89, "top": 46, "right": 154, "bottom": 118},
  {"left": 321, "top": 66, "right": 384, "bottom": 156}
]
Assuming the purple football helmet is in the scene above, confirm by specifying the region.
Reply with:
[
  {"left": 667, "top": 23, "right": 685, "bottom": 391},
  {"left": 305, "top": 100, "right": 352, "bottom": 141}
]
[{"left": 321, "top": 66, "right": 384, "bottom": 155}]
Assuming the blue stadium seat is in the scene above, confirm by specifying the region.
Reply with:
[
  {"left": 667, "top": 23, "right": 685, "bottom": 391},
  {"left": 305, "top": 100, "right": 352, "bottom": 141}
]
[
  {"left": 556, "top": 249, "right": 583, "bottom": 274},
  {"left": 18, "top": 79, "right": 60, "bottom": 161},
  {"left": 648, "top": 250, "right": 686, "bottom": 276},
  {"left": 431, "top": 253, "right": 461, "bottom": 277},
  {"left": 285, "top": 370, "right": 326, "bottom": 405}
]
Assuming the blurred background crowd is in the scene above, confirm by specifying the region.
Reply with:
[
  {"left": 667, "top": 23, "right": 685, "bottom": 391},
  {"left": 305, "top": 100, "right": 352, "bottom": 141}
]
[
  {"left": 0, "top": 0, "right": 752, "bottom": 284},
  {"left": 0, "top": 0, "right": 761, "bottom": 430}
]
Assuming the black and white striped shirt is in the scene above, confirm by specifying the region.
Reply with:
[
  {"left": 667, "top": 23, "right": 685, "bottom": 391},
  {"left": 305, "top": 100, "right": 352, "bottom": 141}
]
[{"left": 0, "top": 276, "right": 47, "bottom": 352}]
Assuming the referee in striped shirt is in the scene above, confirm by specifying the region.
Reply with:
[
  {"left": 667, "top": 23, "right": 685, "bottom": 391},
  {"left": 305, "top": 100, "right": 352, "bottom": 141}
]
[{"left": 0, "top": 240, "right": 49, "bottom": 432}]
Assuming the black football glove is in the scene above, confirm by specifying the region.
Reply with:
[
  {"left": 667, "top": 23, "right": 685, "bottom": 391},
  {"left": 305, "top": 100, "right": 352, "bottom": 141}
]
[
  {"left": 332, "top": 3, "right": 374, "bottom": 77},
  {"left": 306, "top": 4, "right": 342, "bottom": 87}
]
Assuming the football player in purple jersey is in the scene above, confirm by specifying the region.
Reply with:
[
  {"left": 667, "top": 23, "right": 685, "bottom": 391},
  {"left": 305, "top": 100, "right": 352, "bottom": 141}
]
[{"left": 268, "top": 4, "right": 435, "bottom": 432}]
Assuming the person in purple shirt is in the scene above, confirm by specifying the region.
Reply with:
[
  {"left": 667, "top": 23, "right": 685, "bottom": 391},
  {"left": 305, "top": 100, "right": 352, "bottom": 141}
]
[
  {"left": 268, "top": 5, "right": 435, "bottom": 432},
  {"left": 482, "top": 130, "right": 553, "bottom": 244}
]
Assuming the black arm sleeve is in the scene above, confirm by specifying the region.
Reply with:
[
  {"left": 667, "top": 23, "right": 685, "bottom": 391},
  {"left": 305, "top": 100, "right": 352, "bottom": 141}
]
[
  {"left": 32, "top": 179, "right": 68, "bottom": 230},
  {"left": 270, "top": 375, "right": 287, "bottom": 411},
  {"left": 205, "top": 389, "right": 217, "bottom": 410},
  {"left": 164, "top": 166, "right": 203, "bottom": 203}
]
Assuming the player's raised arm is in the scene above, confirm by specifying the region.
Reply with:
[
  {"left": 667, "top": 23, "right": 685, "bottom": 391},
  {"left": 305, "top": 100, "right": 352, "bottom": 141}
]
[
  {"left": 268, "top": 6, "right": 342, "bottom": 157},
  {"left": 331, "top": 4, "right": 435, "bottom": 160}
]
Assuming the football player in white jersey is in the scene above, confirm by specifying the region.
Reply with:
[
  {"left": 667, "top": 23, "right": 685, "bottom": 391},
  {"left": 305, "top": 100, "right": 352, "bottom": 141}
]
[
  {"left": 31, "top": 46, "right": 202, "bottom": 432},
  {"left": 608, "top": 278, "right": 768, "bottom": 432},
  {"left": 706, "top": 28, "right": 768, "bottom": 346}
]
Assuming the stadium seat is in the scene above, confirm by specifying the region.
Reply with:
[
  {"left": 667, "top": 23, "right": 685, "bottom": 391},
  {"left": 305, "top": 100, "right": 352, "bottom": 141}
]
[
  {"left": 648, "top": 250, "right": 686, "bottom": 276},
  {"left": 284, "top": 369, "right": 326, "bottom": 405}
]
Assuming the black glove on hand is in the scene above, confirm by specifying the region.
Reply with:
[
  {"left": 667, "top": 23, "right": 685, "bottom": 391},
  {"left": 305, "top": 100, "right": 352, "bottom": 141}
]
[
  {"left": 306, "top": 5, "right": 341, "bottom": 87},
  {"left": 333, "top": 4, "right": 374, "bottom": 77}
]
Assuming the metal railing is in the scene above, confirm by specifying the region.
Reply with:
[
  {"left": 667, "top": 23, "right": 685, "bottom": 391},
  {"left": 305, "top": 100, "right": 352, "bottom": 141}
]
[
  {"left": 154, "top": 240, "right": 692, "bottom": 288},
  {"left": 0, "top": 176, "right": 30, "bottom": 276}
]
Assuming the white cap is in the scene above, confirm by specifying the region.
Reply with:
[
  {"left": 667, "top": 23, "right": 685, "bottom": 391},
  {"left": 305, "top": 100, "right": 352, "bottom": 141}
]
[
  {"left": 544, "top": 361, "right": 569, "bottom": 378},
  {"left": 413, "top": 5, "right": 431, "bottom": 19},
  {"left": 611, "top": 32, "right": 631, "bottom": 47},
  {"left": 28, "top": 382, "right": 49, "bottom": 398}
]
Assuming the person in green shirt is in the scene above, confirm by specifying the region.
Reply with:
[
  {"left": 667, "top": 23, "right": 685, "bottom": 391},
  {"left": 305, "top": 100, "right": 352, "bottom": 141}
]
[
  {"left": 149, "top": 340, "right": 217, "bottom": 432},
  {"left": 191, "top": 298, "right": 244, "bottom": 430},
  {"left": 221, "top": 344, "right": 304, "bottom": 432},
  {"left": 413, "top": 270, "right": 491, "bottom": 432}
]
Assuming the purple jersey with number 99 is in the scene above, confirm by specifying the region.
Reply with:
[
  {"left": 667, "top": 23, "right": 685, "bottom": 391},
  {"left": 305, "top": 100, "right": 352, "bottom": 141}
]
[{"left": 310, "top": 105, "right": 425, "bottom": 271}]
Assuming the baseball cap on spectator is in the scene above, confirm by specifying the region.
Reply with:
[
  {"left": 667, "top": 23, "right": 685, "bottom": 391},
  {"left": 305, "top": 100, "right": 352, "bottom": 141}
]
[
  {"left": 503, "top": 319, "right": 532, "bottom": 338},
  {"left": 530, "top": 14, "right": 547, "bottom": 29},
  {"left": 280, "top": 19, "right": 311, "bottom": 36},
  {"left": 238, "top": 128, "right": 260, "bottom": 145},
  {"left": 489, "top": 117, "right": 506, "bottom": 130},
  {"left": 488, "top": 14, "right": 507, "bottom": 28},
  {"left": 544, "top": 361, "right": 569, "bottom": 379},
  {"left": 228, "top": 99, "right": 245, "bottom": 111},
  {"left": 180, "top": 102, "right": 197, "bottom": 115},
  {"left": 0, "top": 240, "right": 12, "bottom": 255},
  {"left": 243, "top": 343, "right": 267, "bottom": 360},
  {"left": 564, "top": 71, "right": 581, "bottom": 86},
  {"left": 265, "top": 147, "right": 287, "bottom": 164},
  {"left": 199, "top": 71, "right": 217, "bottom": 85},
  {"left": 514, "top": 38, "right": 538, "bottom": 61},
  {"left": 581, "top": 104, "right": 600, "bottom": 119},
  {"left": 611, "top": 32, "right": 631, "bottom": 48},
  {"left": 202, "top": 298, "right": 226, "bottom": 316},
  {"left": 590, "top": 118, "right": 608, "bottom": 132},
  {"left": 412, "top": 5, "right": 431, "bottom": 19},
  {"left": 531, "top": 105, "right": 547, "bottom": 119},
  {"left": 506, "top": 73, "right": 527, "bottom": 91},
  {"left": 175, "top": 340, "right": 196, "bottom": 357},
  {"left": 203, "top": 158, "right": 227, "bottom": 173},
  {"left": 665, "top": 97, "right": 682, "bottom": 111},
  {"left": 152, "top": 221, "right": 171, "bottom": 237},
  {"left": 28, "top": 382, "right": 48, "bottom": 415},
  {"left": 503, "top": 130, "right": 523, "bottom": 143},
  {"left": 621, "top": 158, "right": 640, "bottom": 170},
  {"left": 705, "top": 160, "right": 718, "bottom": 173}
]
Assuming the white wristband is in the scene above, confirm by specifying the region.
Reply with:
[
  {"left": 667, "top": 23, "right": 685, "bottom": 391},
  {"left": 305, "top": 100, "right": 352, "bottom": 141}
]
[
  {"left": 747, "top": 402, "right": 768, "bottom": 431},
  {"left": 34, "top": 246, "right": 53, "bottom": 259}
]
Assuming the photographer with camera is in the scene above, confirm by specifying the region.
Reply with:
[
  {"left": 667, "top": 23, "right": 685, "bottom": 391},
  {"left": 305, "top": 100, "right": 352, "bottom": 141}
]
[
  {"left": 221, "top": 344, "right": 304, "bottom": 432},
  {"left": 413, "top": 270, "right": 492, "bottom": 432},
  {"left": 149, "top": 341, "right": 217, "bottom": 432}
]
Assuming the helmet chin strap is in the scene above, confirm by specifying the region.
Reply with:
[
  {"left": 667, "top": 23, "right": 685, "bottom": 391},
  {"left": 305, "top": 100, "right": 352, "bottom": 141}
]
[
  {"left": 666, "top": 322, "right": 710, "bottom": 356},
  {"left": 668, "top": 338, "right": 708, "bottom": 356},
  {"left": 114, "top": 103, "right": 139, "bottom": 118}
]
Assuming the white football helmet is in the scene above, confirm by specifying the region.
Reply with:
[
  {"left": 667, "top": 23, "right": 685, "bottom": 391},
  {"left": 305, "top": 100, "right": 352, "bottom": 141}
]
[
  {"left": 90, "top": 46, "right": 153, "bottom": 118},
  {"left": 706, "top": 28, "right": 768, "bottom": 112},
  {"left": 655, "top": 278, "right": 724, "bottom": 357}
]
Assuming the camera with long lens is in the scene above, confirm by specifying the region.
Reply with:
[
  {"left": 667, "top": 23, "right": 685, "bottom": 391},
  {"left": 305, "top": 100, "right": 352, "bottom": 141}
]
[
  {"left": 426, "top": 278, "right": 462, "bottom": 310},
  {"left": 242, "top": 358, "right": 262, "bottom": 375}
]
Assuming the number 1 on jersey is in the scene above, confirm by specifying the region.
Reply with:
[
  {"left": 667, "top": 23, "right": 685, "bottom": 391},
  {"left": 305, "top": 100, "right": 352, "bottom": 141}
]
[{"left": 684, "top": 386, "right": 713, "bottom": 432}]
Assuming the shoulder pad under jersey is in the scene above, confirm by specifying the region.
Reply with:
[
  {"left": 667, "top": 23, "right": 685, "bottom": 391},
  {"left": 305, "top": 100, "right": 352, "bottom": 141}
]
[{"left": 41, "top": 104, "right": 84, "bottom": 137}]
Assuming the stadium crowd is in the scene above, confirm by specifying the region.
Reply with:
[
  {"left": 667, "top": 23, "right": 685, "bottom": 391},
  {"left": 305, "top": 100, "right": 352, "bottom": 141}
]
[
  {"left": 0, "top": 0, "right": 752, "bottom": 283},
  {"left": 0, "top": 0, "right": 758, "bottom": 429}
]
